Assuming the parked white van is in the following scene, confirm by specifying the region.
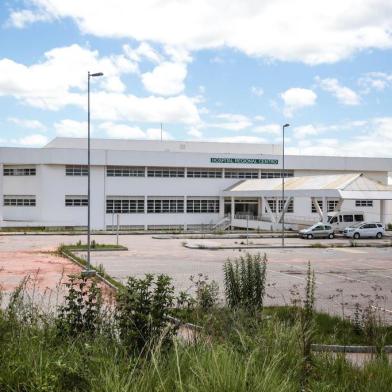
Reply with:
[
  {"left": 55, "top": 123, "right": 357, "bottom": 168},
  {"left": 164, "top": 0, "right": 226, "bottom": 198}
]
[{"left": 327, "top": 211, "right": 365, "bottom": 232}]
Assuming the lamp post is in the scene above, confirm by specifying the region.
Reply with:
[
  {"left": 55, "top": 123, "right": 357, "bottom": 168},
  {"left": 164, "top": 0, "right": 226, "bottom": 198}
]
[
  {"left": 83, "top": 71, "right": 103, "bottom": 277},
  {"left": 282, "top": 123, "right": 290, "bottom": 248}
]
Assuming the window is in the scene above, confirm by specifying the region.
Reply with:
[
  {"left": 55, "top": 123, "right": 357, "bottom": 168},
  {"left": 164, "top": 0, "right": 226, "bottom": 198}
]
[
  {"left": 65, "top": 165, "right": 88, "bottom": 176},
  {"left": 278, "top": 199, "right": 294, "bottom": 213},
  {"left": 225, "top": 170, "right": 258, "bottom": 179},
  {"left": 267, "top": 199, "right": 277, "bottom": 213},
  {"left": 187, "top": 199, "right": 220, "bottom": 213},
  {"left": 106, "top": 198, "right": 144, "bottom": 213},
  {"left": 187, "top": 168, "right": 222, "bottom": 178},
  {"left": 311, "top": 199, "right": 323, "bottom": 213},
  {"left": 266, "top": 199, "right": 294, "bottom": 213},
  {"left": 4, "top": 195, "right": 36, "bottom": 206},
  {"left": 354, "top": 214, "right": 364, "bottom": 222},
  {"left": 107, "top": 166, "right": 144, "bottom": 177},
  {"left": 343, "top": 215, "right": 354, "bottom": 222},
  {"left": 355, "top": 200, "right": 373, "bottom": 207},
  {"left": 260, "top": 171, "right": 294, "bottom": 178},
  {"left": 327, "top": 200, "right": 339, "bottom": 212},
  {"left": 147, "top": 199, "right": 184, "bottom": 213},
  {"left": 147, "top": 167, "right": 184, "bottom": 177},
  {"left": 3, "top": 167, "right": 36, "bottom": 176},
  {"left": 65, "top": 196, "right": 88, "bottom": 207},
  {"left": 312, "top": 225, "right": 324, "bottom": 231}
]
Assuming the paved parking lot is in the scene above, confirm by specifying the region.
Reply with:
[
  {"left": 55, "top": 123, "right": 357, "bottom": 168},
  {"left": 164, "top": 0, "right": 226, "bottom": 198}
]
[{"left": 1, "top": 234, "right": 391, "bottom": 321}]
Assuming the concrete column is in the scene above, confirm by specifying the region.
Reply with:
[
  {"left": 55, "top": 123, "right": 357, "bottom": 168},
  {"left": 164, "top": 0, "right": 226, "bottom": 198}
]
[
  {"left": 144, "top": 195, "right": 148, "bottom": 230},
  {"left": 312, "top": 197, "right": 323, "bottom": 222},
  {"left": 219, "top": 196, "right": 224, "bottom": 218},
  {"left": 322, "top": 197, "right": 328, "bottom": 223},
  {"left": 380, "top": 199, "right": 386, "bottom": 224},
  {"left": 231, "top": 196, "right": 235, "bottom": 227},
  {"left": 184, "top": 195, "right": 187, "bottom": 231}
]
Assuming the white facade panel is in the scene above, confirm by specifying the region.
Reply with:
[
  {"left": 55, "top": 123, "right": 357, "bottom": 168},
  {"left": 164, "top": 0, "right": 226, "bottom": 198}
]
[{"left": 1, "top": 138, "right": 391, "bottom": 229}]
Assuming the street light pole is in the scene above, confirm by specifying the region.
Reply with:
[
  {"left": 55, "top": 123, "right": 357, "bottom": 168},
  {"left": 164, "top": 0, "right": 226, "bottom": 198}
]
[
  {"left": 282, "top": 123, "right": 290, "bottom": 248},
  {"left": 84, "top": 71, "right": 103, "bottom": 277}
]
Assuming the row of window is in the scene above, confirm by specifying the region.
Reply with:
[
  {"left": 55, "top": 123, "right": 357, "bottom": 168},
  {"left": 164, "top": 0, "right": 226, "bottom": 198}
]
[
  {"left": 1, "top": 165, "right": 298, "bottom": 179},
  {"left": 355, "top": 200, "right": 373, "bottom": 207},
  {"left": 265, "top": 199, "right": 294, "bottom": 213},
  {"left": 106, "top": 199, "right": 220, "bottom": 214},
  {"left": 311, "top": 199, "right": 374, "bottom": 213},
  {"left": 2, "top": 195, "right": 376, "bottom": 213},
  {"left": 64, "top": 165, "right": 295, "bottom": 179},
  {"left": 3, "top": 167, "right": 36, "bottom": 176},
  {"left": 3, "top": 196, "right": 36, "bottom": 206},
  {"left": 311, "top": 199, "right": 340, "bottom": 213}
]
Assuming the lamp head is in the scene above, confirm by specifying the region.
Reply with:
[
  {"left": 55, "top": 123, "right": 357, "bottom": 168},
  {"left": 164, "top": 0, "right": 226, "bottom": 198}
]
[
  {"left": 90, "top": 72, "right": 104, "bottom": 77},
  {"left": 283, "top": 123, "right": 290, "bottom": 128}
]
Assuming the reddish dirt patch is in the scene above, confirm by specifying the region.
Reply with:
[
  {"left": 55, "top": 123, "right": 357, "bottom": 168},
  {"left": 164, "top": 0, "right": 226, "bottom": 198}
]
[
  {"left": 0, "top": 251, "right": 81, "bottom": 294},
  {"left": 0, "top": 250, "right": 115, "bottom": 306}
]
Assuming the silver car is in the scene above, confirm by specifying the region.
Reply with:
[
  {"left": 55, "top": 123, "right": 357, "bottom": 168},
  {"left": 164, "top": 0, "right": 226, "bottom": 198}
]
[
  {"left": 299, "top": 223, "right": 335, "bottom": 239},
  {"left": 343, "top": 222, "right": 385, "bottom": 239}
]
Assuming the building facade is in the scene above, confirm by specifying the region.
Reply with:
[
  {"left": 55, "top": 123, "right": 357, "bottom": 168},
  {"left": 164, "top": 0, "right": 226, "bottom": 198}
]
[{"left": 0, "top": 137, "right": 391, "bottom": 230}]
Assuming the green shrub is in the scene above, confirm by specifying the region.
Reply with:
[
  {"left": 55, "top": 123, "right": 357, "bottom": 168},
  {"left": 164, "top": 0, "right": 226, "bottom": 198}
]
[
  {"left": 116, "top": 274, "right": 176, "bottom": 354},
  {"left": 56, "top": 275, "right": 102, "bottom": 337},
  {"left": 190, "top": 273, "right": 219, "bottom": 310},
  {"left": 223, "top": 253, "right": 267, "bottom": 312}
]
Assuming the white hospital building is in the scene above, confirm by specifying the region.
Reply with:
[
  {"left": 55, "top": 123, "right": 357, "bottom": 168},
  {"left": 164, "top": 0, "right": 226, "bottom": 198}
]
[{"left": 0, "top": 137, "right": 391, "bottom": 231}]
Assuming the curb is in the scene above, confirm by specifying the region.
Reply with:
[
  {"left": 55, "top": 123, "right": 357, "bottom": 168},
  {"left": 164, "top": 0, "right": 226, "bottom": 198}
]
[
  {"left": 311, "top": 344, "right": 392, "bottom": 353},
  {"left": 60, "top": 250, "right": 119, "bottom": 291},
  {"left": 184, "top": 243, "right": 392, "bottom": 250}
]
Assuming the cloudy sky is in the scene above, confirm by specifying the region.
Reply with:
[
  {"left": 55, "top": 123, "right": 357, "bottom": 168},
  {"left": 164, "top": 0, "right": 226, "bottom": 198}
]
[{"left": 1, "top": 0, "right": 392, "bottom": 156}]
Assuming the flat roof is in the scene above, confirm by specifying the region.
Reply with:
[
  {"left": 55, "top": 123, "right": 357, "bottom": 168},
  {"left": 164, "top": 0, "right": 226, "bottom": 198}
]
[
  {"left": 44, "top": 137, "right": 283, "bottom": 155},
  {"left": 223, "top": 173, "right": 392, "bottom": 199}
]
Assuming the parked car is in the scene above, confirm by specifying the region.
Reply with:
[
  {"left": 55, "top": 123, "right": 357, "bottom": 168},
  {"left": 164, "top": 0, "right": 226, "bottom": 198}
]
[
  {"left": 343, "top": 223, "right": 385, "bottom": 239},
  {"left": 299, "top": 223, "right": 335, "bottom": 239},
  {"left": 327, "top": 211, "right": 365, "bottom": 232}
]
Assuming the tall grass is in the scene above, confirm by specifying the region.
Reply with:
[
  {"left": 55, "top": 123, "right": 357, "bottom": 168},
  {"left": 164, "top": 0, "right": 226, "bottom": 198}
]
[{"left": 1, "top": 255, "right": 392, "bottom": 391}]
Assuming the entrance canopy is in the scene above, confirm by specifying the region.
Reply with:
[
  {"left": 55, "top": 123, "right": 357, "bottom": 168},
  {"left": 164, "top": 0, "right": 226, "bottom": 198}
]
[{"left": 222, "top": 173, "right": 392, "bottom": 200}]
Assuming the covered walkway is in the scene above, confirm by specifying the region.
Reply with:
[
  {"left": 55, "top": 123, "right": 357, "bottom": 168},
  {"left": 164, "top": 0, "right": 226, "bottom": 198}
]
[{"left": 222, "top": 173, "right": 392, "bottom": 230}]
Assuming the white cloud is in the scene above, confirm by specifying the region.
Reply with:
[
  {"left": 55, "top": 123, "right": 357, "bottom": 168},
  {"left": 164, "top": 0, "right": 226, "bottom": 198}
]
[
  {"left": 358, "top": 72, "right": 392, "bottom": 93},
  {"left": 288, "top": 117, "right": 392, "bottom": 157},
  {"left": 213, "top": 136, "right": 267, "bottom": 144},
  {"left": 293, "top": 124, "right": 320, "bottom": 139},
  {"left": 10, "top": 1, "right": 392, "bottom": 64},
  {"left": 187, "top": 127, "right": 203, "bottom": 138},
  {"left": 0, "top": 44, "right": 200, "bottom": 124},
  {"left": 90, "top": 92, "right": 200, "bottom": 124},
  {"left": 141, "top": 62, "right": 187, "bottom": 96},
  {"left": 146, "top": 128, "right": 172, "bottom": 140},
  {"left": 281, "top": 88, "right": 317, "bottom": 117},
  {"left": 0, "top": 44, "right": 138, "bottom": 110},
  {"left": 252, "top": 123, "right": 281, "bottom": 135},
  {"left": 209, "top": 113, "right": 252, "bottom": 131},
  {"left": 123, "top": 42, "right": 162, "bottom": 64},
  {"left": 54, "top": 119, "right": 88, "bottom": 137},
  {"left": 100, "top": 122, "right": 172, "bottom": 140},
  {"left": 7, "top": 9, "right": 53, "bottom": 28},
  {"left": 7, "top": 117, "right": 46, "bottom": 131},
  {"left": 317, "top": 78, "right": 360, "bottom": 105},
  {"left": 251, "top": 86, "right": 264, "bottom": 96},
  {"left": 12, "top": 134, "right": 49, "bottom": 146},
  {"left": 250, "top": 86, "right": 264, "bottom": 97},
  {"left": 100, "top": 122, "right": 146, "bottom": 139}
]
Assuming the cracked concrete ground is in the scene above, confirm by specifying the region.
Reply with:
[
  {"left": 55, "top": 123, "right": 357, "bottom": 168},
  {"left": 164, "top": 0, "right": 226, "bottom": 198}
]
[{"left": 1, "top": 234, "right": 392, "bottom": 321}]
